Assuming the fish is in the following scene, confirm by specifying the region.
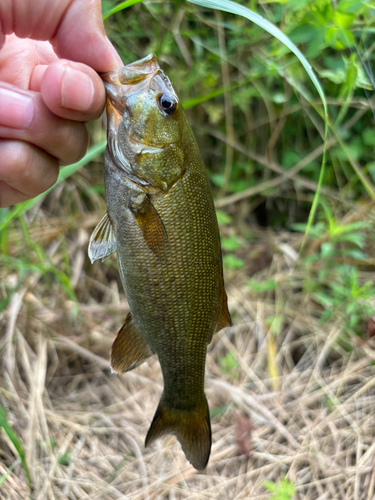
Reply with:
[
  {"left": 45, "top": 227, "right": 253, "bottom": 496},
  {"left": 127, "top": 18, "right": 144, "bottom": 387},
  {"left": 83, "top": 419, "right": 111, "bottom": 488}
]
[{"left": 88, "top": 53, "right": 231, "bottom": 470}]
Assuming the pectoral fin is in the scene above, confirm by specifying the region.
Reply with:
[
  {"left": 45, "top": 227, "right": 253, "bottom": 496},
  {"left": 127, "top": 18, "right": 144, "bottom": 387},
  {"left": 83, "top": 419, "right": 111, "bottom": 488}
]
[
  {"left": 110, "top": 312, "right": 154, "bottom": 373},
  {"left": 132, "top": 196, "right": 168, "bottom": 255},
  {"left": 88, "top": 212, "right": 117, "bottom": 264}
]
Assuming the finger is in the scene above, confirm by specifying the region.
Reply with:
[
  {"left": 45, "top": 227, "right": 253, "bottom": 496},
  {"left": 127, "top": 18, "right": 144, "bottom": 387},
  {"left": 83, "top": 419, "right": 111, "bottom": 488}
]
[
  {"left": 0, "top": 0, "right": 121, "bottom": 73},
  {"left": 0, "top": 82, "right": 89, "bottom": 165},
  {"left": 52, "top": 0, "right": 122, "bottom": 72},
  {"left": 40, "top": 59, "right": 106, "bottom": 122},
  {"left": 0, "top": 35, "right": 56, "bottom": 88},
  {"left": 0, "top": 139, "right": 59, "bottom": 208},
  {"left": 30, "top": 65, "right": 48, "bottom": 92}
]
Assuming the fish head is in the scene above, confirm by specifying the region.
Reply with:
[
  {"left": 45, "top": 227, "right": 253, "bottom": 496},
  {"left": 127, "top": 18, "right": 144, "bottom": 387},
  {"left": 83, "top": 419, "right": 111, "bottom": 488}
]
[
  {"left": 102, "top": 53, "right": 182, "bottom": 149},
  {"left": 102, "top": 53, "right": 185, "bottom": 191}
]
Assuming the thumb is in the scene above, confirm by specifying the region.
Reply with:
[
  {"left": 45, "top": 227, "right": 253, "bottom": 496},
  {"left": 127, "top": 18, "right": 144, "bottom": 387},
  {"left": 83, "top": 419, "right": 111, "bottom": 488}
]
[{"left": 52, "top": 0, "right": 121, "bottom": 73}]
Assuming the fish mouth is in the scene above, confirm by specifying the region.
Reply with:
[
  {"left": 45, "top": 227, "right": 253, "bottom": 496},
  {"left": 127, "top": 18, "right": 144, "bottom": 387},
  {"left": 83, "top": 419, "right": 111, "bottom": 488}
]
[{"left": 101, "top": 53, "right": 161, "bottom": 136}]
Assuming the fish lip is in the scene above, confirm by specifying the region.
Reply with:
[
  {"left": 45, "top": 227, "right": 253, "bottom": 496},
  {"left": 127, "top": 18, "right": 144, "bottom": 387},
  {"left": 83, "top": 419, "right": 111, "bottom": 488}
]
[
  {"left": 117, "top": 53, "right": 160, "bottom": 84},
  {"left": 100, "top": 54, "right": 161, "bottom": 135},
  {"left": 100, "top": 53, "right": 160, "bottom": 87}
]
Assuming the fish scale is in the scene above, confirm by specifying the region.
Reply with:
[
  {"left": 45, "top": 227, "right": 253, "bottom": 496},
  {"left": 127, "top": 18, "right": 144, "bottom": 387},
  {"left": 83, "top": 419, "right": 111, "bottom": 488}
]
[{"left": 88, "top": 53, "right": 231, "bottom": 470}]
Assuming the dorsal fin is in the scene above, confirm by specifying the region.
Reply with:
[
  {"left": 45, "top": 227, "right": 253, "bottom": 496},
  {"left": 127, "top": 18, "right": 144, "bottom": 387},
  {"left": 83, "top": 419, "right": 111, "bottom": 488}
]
[{"left": 88, "top": 212, "right": 117, "bottom": 263}]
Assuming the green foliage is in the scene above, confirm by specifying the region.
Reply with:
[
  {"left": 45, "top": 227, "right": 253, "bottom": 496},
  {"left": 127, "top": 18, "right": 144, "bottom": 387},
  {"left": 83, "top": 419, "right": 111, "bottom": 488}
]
[
  {"left": 219, "top": 350, "right": 239, "bottom": 377},
  {"left": 221, "top": 234, "right": 241, "bottom": 251},
  {"left": 58, "top": 452, "right": 71, "bottom": 466},
  {"left": 248, "top": 278, "right": 278, "bottom": 293},
  {"left": 209, "top": 404, "right": 228, "bottom": 418},
  {"left": 264, "top": 478, "right": 295, "bottom": 500},
  {"left": 292, "top": 205, "right": 375, "bottom": 339},
  {"left": 223, "top": 254, "right": 245, "bottom": 269},
  {"left": 216, "top": 210, "right": 232, "bottom": 225},
  {"left": 0, "top": 216, "right": 78, "bottom": 308}
]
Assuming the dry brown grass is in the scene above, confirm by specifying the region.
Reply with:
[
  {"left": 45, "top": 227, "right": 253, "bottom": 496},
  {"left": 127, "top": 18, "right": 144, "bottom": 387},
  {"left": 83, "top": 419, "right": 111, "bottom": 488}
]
[{"left": 1, "top": 195, "right": 375, "bottom": 500}]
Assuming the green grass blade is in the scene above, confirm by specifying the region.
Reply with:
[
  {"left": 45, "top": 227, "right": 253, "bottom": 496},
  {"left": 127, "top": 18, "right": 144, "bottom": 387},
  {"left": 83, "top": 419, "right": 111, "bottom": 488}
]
[
  {"left": 0, "top": 459, "right": 20, "bottom": 488},
  {"left": 0, "top": 140, "right": 106, "bottom": 232},
  {"left": 0, "top": 406, "right": 31, "bottom": 491},
  {"left": 103, "top": 0, "right": 145, "bottom": 20},
  {"left": 183, "top": 76, "right": 252, "bottom": 109}
]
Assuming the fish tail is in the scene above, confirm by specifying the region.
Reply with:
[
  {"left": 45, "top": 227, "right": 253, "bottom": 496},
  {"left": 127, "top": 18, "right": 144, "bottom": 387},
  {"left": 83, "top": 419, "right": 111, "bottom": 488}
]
[{"left": 145, "top": 395, "right": 211, "bottom": 470}]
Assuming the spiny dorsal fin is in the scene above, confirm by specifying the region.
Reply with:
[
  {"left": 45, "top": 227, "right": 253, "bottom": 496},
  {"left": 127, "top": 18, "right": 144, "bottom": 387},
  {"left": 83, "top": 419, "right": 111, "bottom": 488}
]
[
  {"left": 110, "top": 312, "right": 154, "bottom": 373},
  {"left": 132, "top": 196, "right": 168, "bottom": 255},
  {"left": 145, "top": 395, "right": 211, "bottom": 471},
  {"left": 88, "top": 212, "right": 117, "bottom": 264}
]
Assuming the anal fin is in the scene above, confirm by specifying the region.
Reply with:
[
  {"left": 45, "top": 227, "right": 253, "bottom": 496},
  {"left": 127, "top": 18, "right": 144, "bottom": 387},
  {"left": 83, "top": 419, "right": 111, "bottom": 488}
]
[
  {"left": 88, "top": 212, "right": 117, "bottom": 263},
  {"left": 110, "top": 312, "right": 154, "bottom": 373}
]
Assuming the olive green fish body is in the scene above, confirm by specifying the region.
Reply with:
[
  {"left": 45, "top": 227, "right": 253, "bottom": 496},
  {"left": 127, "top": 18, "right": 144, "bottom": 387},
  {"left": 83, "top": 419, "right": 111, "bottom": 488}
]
[{"left": 89, "top": 54, "right": 230, "bottom": 470}]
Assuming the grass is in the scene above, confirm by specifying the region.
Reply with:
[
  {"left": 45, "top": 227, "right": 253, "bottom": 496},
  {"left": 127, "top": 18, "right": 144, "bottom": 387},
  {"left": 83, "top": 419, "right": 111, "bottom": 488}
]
[
  {"left": 1, "top": 0, "right": 375, "bottom": 498},
  {"left": 1, "top": 204, "right": 375, "bottom": 498}
]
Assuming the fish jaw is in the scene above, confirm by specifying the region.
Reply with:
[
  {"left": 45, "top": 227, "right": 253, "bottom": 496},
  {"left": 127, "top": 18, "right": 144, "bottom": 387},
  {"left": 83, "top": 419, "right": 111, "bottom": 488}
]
[
  {"left": 101, "top": 56, "right": 184, "bottom": 193},
  {"left": 100, "top": 53, "right": 161, "bottom": 134}
]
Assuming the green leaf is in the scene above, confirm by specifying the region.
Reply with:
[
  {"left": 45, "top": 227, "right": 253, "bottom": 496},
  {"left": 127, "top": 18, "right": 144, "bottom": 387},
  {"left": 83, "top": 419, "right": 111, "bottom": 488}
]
[
  {"left": 264, "top": 478, "right": 295, "bottom": 499},
  {"left": 248, "top": 279, "right": 277, "bottom": 293},
  {"left": 58, "top": 452, "right": 71, "bottom": 466},
  {"left": 216, "top": 210, "right": 232, "bottom": 225},
  {"left": 338, "top": 0, "right": 363, "bottom": 14},
  {"left": 219, "top": 351, "right": 239, "bottom": 375},
  {"left": 288, "top": 23, "right": 319, "bottom": 44},
  {"left": 221, "top": 234, "right": 241, "bottom": 251},
  {"left": 363, "top": 129, "right": 375, "bottom": 146},
  {"left": 103, "top": 0, "right": 144, "bottom": 20},
  {"left": 209, "top": 405, "right": 228, "bottom": 418},
  {"left": 264, "top": 481, "right": 277, "bottom": 493},
  {"left": 334, "top": 11, "right": 355, "bottom": 28},
  {"left": 314, "top": 291, "right": 334, "bottom": 308},
  {"left": 223, "top": 254, "right": 244, "bottom": 269}
]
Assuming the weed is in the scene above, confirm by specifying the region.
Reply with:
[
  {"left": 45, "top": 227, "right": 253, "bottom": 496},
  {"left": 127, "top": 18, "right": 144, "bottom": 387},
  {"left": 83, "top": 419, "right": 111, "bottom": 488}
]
[{"left": 264, "top": 478, "right": 295, "bottom": 500}]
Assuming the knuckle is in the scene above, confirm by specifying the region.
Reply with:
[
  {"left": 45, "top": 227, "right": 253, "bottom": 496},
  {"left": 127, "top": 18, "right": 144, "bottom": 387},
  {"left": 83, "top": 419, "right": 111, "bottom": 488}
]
[
  {"left": 1, "top": 140, "right": 59, "bottom": 197},
  {"left": 60, "top": 122, "right": 89, "bottom": 164}
]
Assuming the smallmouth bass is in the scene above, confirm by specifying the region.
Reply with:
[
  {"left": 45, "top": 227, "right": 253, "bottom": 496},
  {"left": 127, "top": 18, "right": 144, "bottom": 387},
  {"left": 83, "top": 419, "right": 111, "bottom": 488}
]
[{"left": 89, "top": 54, "right": 231, "bottom": 470}]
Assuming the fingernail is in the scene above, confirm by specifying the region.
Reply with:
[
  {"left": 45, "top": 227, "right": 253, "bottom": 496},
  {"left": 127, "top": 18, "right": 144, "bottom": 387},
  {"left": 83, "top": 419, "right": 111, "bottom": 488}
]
[
  {"left": 61, "top": 66, "right": 95, "bottom": 111},
  {"left": 0, "top": 86, "right": 34, "bottom": 129}
]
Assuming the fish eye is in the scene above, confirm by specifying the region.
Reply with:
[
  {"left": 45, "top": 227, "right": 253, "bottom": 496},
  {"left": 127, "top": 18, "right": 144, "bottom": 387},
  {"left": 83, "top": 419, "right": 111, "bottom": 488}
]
[{"left": 157, "top": 93, "right": 178, "bottom": 115}]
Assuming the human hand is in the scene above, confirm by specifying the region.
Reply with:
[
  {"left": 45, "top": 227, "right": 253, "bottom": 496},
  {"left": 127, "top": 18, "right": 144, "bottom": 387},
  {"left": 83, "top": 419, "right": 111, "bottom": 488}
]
[{"left": 0, "top": 0, "right": 121, "bottom": 207}]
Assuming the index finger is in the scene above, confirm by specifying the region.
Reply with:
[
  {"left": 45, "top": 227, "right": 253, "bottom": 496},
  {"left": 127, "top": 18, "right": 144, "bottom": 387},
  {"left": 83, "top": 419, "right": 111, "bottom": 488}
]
[
  {"left": 0, "top": 0, "right": 121, "bottom": 73},
  {"left": 51, "top": 0, "right": 122, "bottom": 73}
]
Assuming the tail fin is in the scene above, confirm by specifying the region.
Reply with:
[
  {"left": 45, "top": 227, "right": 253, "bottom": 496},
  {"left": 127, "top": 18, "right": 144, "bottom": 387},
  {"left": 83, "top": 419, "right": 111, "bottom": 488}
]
[{"left": 145, "top": 395, "right": 211, "bottom": 470}]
